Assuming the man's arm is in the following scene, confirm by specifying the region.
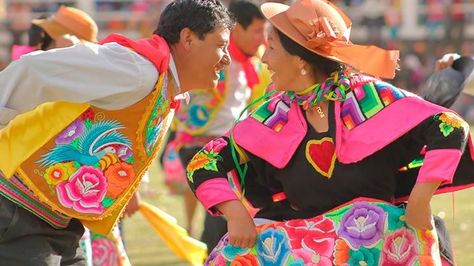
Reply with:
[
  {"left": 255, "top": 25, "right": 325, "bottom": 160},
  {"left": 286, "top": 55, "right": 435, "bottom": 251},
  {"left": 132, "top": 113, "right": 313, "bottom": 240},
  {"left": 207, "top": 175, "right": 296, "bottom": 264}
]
[{"left": 0, "top": 42, "right": 158, "bottom": 127}]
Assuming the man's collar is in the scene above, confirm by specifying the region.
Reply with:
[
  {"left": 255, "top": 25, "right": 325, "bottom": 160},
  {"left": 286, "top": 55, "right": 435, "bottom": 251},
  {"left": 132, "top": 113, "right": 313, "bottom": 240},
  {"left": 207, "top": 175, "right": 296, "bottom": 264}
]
[
  {"left": 169, "top": 55, "right": 180, "bottom": 93},
  {"left": 169, "top": 55, "right": 190, "bottom": 103}
]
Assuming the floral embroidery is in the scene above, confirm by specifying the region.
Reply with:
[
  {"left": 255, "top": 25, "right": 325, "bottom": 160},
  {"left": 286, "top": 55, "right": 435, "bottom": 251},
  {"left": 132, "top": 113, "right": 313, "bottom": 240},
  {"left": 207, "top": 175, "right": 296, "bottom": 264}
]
[
  {"left": 293, "top": 248, "right": 333, "bottom": 265},
  {"left": 435, "top": 112, "right": 465, "bottom": 137},
  {"left": 333, "top": 239, "right": 350, "bottom": 265},
  {"left": 91, "top": 235, "right": 119, "bottom": 266},
  {"left": 56, "top": 120, "right": 85, "bottom": 144},
  {"left": 56, "top": 166, "right": 108, "bottom": 214},
  {"left": 338, "top": 202, "right": 386, "bottom": 249},
  {"left": 105, "top": 162, "right": 135, "bottom": 198},
  {"left": 203, "top": 138, "right": 228, "bottom": 153},
  {"left": 207, "top": 235, "right": 229, "bottom": 265},
  {"left": 222, "top": 245, "right": 250, "bottom": 261},
  {"left": 256, "top": 228, "right": 291, "bottom": 265},
  {"left": 186, "top": 138, "right": 227, "bottom": 182},
  {"left": 381, "top": 228, "right": 417, "bottom": 265},
  {"left": 348, "top": 247, "right": 380, "bottom": 266},
  {"left": 43, "top": 162, "right": 77, "bottom": 185},
  {"left": 284, "top": 216, "right": 336, "bottom": 265},
  {"left": 231, "top": 254, "right": 259, "bottom": 266},
  {"left": 285, "top": 216, "right": 336, "bottom": 250},
  {"left": 144, "top": 74, "right": 170, "bottom": 155},
  {"left": 81, "top": 108, "right": 95, "bottom": 121},
  {"left": 37, "top": 108, "right": 134, "bottom": 214},
  {"left": 205, "top": 200, "right": 438, "bottom": 266}
]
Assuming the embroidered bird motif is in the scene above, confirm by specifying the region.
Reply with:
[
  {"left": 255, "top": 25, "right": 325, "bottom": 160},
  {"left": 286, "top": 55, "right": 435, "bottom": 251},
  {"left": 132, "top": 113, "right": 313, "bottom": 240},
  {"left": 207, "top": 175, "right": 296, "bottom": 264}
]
[{"left": 38, "top": 120, "right": 131, "bottom": 167}]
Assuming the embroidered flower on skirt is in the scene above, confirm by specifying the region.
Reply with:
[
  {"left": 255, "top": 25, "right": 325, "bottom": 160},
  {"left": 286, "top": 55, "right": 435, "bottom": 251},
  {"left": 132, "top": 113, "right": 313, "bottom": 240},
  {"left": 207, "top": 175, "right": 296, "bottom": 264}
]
[{"left": 205, "top": 198, "right": 441, "bottom": 266}]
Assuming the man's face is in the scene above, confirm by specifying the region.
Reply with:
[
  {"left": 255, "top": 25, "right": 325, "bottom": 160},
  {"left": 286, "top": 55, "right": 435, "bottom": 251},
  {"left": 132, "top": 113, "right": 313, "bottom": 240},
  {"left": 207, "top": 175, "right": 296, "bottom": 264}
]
[
  {"left": 186, "top": 27, "right": 231, "bottom": 90},
  {"left": 233, "top": 18, "right": 266, "bottom": 57}
]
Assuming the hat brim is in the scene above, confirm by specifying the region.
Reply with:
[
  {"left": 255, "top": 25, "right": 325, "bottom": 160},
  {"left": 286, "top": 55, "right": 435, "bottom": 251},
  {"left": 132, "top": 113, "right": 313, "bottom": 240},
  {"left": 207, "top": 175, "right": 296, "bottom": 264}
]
[
  {"left": 261, "top": 2, "right": 342, "bottom": 64},
  {"left": 32, "top": 18, "right": 71, "bottom": 41},
  {"left": 452, "top": 56, "right": 474, "bottom": 96},
  {"left": 31, "top": 18, "right": 97, "bottom": 43}
]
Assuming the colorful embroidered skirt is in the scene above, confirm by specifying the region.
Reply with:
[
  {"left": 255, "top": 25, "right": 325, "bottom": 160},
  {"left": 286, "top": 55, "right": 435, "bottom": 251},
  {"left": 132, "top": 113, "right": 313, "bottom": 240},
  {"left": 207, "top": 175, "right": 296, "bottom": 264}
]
[{"left": 206, "top": 198, "right": 441, "bottom": 265}]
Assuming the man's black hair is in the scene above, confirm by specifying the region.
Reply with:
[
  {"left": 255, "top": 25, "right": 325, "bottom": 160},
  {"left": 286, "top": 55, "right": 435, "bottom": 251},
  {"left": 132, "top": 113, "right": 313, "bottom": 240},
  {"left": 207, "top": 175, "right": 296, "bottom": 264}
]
[
  {"left": 228, "top": 0, "right": 264, "bottom": 30},
  {"left": 155, "top": 0, "right": 234, "bottom": 44}
]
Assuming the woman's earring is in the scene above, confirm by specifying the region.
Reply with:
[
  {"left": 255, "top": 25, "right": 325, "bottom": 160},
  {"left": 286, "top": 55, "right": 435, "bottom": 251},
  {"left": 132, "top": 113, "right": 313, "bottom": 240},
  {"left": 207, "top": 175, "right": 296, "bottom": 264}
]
[{"left": 300, "top": 68, "right": 307, "bottom": 76}]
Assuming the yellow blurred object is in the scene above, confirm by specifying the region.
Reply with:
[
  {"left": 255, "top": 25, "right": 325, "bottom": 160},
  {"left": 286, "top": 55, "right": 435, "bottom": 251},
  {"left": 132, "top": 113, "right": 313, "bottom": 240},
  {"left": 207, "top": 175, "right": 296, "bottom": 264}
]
[{"left": 139, "top": 202, "right": 207, "bottom": 266}]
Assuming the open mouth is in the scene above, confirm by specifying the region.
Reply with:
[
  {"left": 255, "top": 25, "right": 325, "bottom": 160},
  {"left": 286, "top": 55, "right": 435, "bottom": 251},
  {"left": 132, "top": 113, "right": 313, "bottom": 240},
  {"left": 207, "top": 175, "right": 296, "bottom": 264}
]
[{"left": 213, "top": 64, "right": 224, "bottom": 79}]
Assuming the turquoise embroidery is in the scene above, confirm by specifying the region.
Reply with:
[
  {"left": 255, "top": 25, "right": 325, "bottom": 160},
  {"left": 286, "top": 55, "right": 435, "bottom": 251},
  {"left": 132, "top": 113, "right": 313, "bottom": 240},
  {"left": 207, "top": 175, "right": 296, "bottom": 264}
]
[{"left": 145, "top": 74, "right": 170, "bottom": 155}]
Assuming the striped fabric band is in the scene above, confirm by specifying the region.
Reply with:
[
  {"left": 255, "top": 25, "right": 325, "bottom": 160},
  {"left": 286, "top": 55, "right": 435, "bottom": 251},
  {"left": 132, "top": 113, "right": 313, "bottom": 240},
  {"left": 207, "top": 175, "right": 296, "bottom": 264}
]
[{"left": 0, "top": 174, "right": 70, "bottom": 228}]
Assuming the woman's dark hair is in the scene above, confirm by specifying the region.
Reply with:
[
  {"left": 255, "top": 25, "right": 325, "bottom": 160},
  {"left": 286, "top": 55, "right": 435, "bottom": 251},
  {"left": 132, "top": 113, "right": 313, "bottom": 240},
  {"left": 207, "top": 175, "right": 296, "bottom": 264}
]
[
  {"left": 28, "top": 15, "right": 53, "bottom": 50},
  {"left": 276, "top": 29, "right": 340, "bottom": 77},
  {"left": 154, "top": 0, "right": 234, "bottom": 44}
]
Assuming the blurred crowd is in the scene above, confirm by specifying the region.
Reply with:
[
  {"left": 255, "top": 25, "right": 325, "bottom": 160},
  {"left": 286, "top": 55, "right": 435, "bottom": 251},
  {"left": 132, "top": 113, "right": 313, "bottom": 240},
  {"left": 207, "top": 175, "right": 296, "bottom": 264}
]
[
  {"left": 1, "top": 1, "right": 474, "bottom": 90},
  {"left": 1, "top": 0, "right": 474, "bottom": 123}
]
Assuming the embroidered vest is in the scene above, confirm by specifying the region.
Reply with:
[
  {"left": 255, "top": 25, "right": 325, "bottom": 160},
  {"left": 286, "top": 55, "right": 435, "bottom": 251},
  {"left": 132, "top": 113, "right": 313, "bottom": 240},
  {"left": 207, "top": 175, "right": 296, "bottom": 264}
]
[{"left": 2, "top": 72, "right": 173, "bottom": 234}]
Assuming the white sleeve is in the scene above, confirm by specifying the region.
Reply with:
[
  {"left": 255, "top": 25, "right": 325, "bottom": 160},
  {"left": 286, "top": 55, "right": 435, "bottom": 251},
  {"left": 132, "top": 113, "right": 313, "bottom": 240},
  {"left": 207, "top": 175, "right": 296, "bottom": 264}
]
[{"left": 0, "top": 42, "right": 158, "bottom": 127}]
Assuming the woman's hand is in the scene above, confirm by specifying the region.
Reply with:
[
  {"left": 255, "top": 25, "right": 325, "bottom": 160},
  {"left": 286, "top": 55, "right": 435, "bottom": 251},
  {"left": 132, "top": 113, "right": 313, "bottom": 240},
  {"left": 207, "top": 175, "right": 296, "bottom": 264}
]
[{"left": 217, "top": 200, "right": 257, "bottom": 248}]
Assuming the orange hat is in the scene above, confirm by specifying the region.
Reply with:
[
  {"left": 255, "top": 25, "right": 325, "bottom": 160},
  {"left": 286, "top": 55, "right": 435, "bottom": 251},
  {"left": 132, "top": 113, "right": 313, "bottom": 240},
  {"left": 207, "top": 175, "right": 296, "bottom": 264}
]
[
  {"left": 32, "top": 6, "right": 98, "bottom": 42},
  {"left": 261, "top": 0, "right": 399, "bottom": 79}
]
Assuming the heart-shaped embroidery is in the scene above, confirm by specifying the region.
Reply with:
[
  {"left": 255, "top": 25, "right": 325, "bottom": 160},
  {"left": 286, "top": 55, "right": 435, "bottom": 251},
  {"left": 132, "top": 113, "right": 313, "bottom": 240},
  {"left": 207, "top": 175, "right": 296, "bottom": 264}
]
[{"left": 305, "top": 137, "right": 336, "bottom": 178}]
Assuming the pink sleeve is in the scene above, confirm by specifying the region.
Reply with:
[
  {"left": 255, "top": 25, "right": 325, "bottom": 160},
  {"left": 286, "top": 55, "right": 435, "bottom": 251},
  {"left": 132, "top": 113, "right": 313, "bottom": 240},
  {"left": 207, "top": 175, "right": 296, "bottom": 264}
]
[
  {"left": 195, "top": 178, "right": 239, "bottom": 215},
  {"left": 417, "top": 149, "right": 462, "bottom": 184}
]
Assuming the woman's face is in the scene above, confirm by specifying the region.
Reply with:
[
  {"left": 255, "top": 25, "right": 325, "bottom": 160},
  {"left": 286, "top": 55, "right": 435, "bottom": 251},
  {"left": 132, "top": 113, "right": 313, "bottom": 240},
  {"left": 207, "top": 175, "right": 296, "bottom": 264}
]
[{"left": 262, "top": 28, "right": 302, "bottom": 91}]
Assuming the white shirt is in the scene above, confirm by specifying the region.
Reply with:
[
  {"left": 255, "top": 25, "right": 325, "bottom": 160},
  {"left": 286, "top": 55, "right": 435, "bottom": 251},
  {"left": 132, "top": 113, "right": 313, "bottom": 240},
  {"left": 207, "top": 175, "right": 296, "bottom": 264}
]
[
  {"left": 207, "top": 61, "right": 251, "bottom": 136},
  {"left": 177, "top": 60, "right": 251, "bottom": 137},
  {"left": 0, "top": 41, "right": 160, "bottom": 128}
]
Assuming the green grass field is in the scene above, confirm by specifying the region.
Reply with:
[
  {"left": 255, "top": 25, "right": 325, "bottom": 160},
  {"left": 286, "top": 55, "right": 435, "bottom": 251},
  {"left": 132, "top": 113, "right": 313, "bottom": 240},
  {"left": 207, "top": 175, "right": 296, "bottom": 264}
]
[{"left": 125, "top": 141, "right": 474, "bottom": 265}]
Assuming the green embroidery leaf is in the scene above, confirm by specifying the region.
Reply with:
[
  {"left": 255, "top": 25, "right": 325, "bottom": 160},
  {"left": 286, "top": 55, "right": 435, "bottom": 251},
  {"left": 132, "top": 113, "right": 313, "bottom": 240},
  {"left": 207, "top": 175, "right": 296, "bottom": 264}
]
[
  {"left": 84, "top": 119, "right": 93, "bottom": 129},
  {"left": 70, "top": 138, "right": 80, "bottom": 149},
  {"left": 381, "top": 204, "right": 406, "bottom": 231},
  {"left": 204, "top": 160, "right": 219, "bottom": 172},
  {"left": 126, "top": 156, "right": 135, "bottom": 164},
  {"left": 439, "top": 123, "right": 454, "bottom": 137},
  {"left": 90, "top": 231, "right": 106, "bottom": 240},
  {"left": 187, "top": 171, "right": 195, "bottom": 183},
  {"left": 102, "top": 197, "right": 115, "bottom": 208},
  {"left": 324, "top": 205, "right": 352, "bottom": 224}
]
